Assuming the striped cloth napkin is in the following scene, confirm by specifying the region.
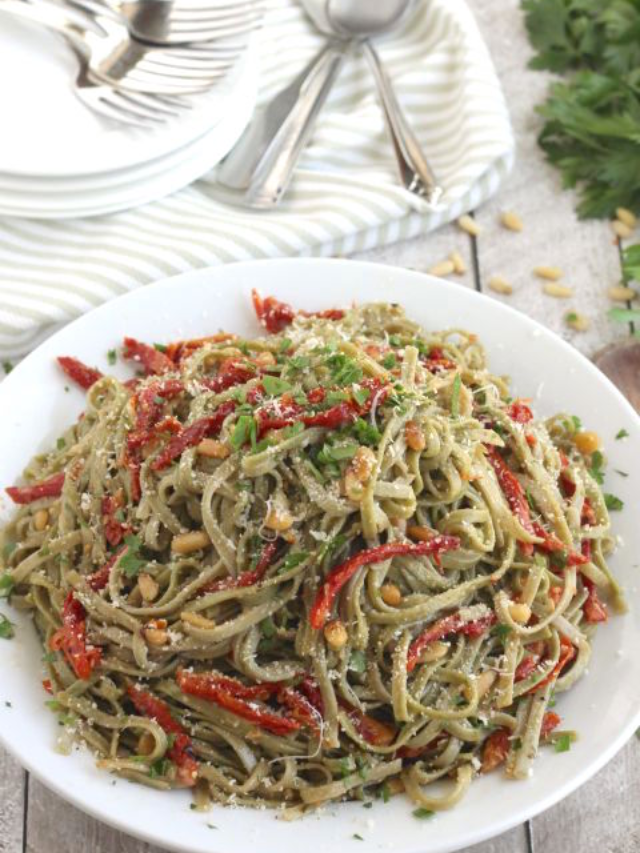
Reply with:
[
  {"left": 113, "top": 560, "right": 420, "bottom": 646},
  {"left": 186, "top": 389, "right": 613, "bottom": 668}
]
[{"left": 0, "top": 0, "right": 513, "bottom": 363}]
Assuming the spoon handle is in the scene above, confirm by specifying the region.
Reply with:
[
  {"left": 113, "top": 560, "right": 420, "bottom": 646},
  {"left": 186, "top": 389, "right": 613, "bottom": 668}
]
[
  {"left": 218, "top": 43, "right": 347, "bottom": 208},
  {"left": 362, "top": 41, "right": 442, "bottom": 205}
]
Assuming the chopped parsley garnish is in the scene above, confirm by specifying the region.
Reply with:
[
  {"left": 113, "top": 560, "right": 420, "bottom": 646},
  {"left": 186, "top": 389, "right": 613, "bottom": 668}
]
[
  {"left": 491, "top": 624, "right": 511, "bottom": 640},
  {"left": 260, "top": 616, "right": 277, "bottom": 639},
  {"left": 326, "top": 390, "right": 349, "bottom": 405},
  {"left": 262, "top": 375, "right": 292, "bottom": 396},
  {"left": 352, "top": 386, "right": 370, "bottom": 407},
  {"left": 153, "top": 343, "right": 167, "bottom": 353},
  {"left": 355, "top": 754, "right": 368, "bottom": 779},
  {"left": 278, "top": 338, "right": 292, "bottom": 353},
  {"left": 348, "top": 650, "right": 367, "bottom": 674},
  {"left": 326, "top": 353, "right": 363, "bottom": 385},
  {"left": 451, "top": 374, "right": 462, "bottom": 418},
  {"left": 317, "top": 442, "right": 358, "bottom": 464},
  {"left": 153, "top": 396, "right": 165, "bottom": 405},
  {"left": 2, "top": 360, "right": 13, "bottom": 375},
  {"left": 287, "top": 355, "right": 311, "bottom": 372},
  {"left": 0, "top": 574, "right": 15, "bottom": 599},
  {"left": 42, "top": 651, "right": 57, "bottom": 663},
  {"left": 588, "top": 450, "right": 604, "bottom": 484},
  {"left": 566, "top": 312, "right": 578, "bottom": 323},
  {"left": 381, "top": 353, "right": 397, "bottom": 370},
  {"left": 615, "top": 428, "right": 629, "bottom": 440},
  {"left": 554, "top": 733, "right": 572, "bottom": 753},
  {"left": 380, "top": 782, "right": 391, "bottom": 803},
  {"left": 615, "top": 470, "right": 629, "bottom": 478},
  {"left": 512, "top": 737, "right": 522, "bottom": 751},
  {"left": 362, "top": 801, "right": 373, "bottom": 809},
  {"left": 339, "top": 757, "right": 353, "bottom": 778},
  {"left": 120, "top": 535, "right": 146, "bottom": 578},
  {"left": 149, "top": 758, "right": 172, "bottom": 778},
  {"left": 353, "top": 418, "right": 381, "bottom": 447},
  {"left": 281, "top": 422, "right": 305, "bottom": 440},
  {"left": 56, "top": 437, "right": 66, "bottom": 451},
  {"left": 0, "top": 615, "right": 14, "bottom": 639},
  {"left": 107, "top": 349, "right": 117, "bottom": 365},
  {"left": 278, "top": 551, "right": 309, "bottom": 574},
  {"left": 412, "top": 808, "right": 435, "bottom": 820},
  {"left": 352, "top": 834, "right": 364, "bottom": 841},
  {"left": 389, "top": 335, "right": 402, "bottom": 347},
  {"left": 525, "top": 488, "right": 536, "bottom": 510},
  {"left": 231, "top": 415, "right": 257, "bottom": 451},
  {"left": 604, "top": 493, "right": 624, "bottom": 511}
]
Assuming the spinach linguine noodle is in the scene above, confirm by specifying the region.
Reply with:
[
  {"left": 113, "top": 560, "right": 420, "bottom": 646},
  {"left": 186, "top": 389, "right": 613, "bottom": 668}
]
[{"left": 0, "top": 293, "right": 624, "bottom": 814}]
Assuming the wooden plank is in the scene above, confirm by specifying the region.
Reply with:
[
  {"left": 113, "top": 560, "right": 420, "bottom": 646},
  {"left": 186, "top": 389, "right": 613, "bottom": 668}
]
[
  {"left": 0, "top": 745, "right": 25, "bottom": 853},
  {"left": 25, "top": 775, "right": 166, "bottom": 853},
  {"left": 468, "top": 0, "right": 625, "bottom": 361},
  {"left": 531, "top": 740, "right": 640, "bottom": 852}
]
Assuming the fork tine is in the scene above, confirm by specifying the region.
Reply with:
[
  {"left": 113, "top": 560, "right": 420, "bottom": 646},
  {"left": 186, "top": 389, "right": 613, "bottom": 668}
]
[
  {"left": 77, "top": 88, "right": 162, "bottom": 127},
  {"left": 114, "top": 90, "right": 185, "bottom": 118}
]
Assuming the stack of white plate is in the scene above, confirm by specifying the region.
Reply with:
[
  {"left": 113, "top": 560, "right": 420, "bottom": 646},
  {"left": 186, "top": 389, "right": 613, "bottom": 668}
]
[{"left": 0, "top": 14, "right": 258, "bottom": 219}]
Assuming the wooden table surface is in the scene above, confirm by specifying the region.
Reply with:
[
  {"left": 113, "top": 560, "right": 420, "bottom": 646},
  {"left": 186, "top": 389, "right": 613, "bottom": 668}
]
[{"left": 1, "top": 1, "right": 638, "bottom": 852}]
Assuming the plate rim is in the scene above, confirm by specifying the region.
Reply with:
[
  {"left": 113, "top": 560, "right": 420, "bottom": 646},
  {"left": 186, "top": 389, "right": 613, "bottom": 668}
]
[{"left": 1, "top": 257, "right": 639, "bottom": 853}]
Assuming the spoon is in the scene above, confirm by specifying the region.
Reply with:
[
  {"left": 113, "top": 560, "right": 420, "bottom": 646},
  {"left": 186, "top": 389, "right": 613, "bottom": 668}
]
[
  {"left": 218, "top": 0, "right": 440, "bottom": 208},
  {"left": 320, "top": 0, "right": 442, "bottom": 205}
]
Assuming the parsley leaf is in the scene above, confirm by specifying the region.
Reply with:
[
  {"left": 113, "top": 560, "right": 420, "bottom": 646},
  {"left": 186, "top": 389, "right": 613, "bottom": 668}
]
[
  {"left": 615, "top": 428, "right": 629, "bottom": 440},
  {"left": 412, "top": 808, "right": 435, "bottom": 820},
  {"left": 262, "top": 375, "right": 292, "bottom": 396},
  {"left": 352, "top": 834, "right": 364, "bottom": 841},
  {"left": 107, "top": 349, "right": 117, "bottom": 366},
  {"left": 352, "top": 386, "right": 371, "bottom": 407},
  {"left": 231, "top": 415, "right": 257, "bottom": 450},
  {"left": 326, "top": 353, "right": 363, "bottom": 385},
  {"left": 348, "top": 650, "right": 367, "bottom": 674},
  {"left": 523, "top": 0, "right": 640, "bottom": 219},
  {"left": 554, "top": 732, "right": 572, "bottom": 753},
  {"left": 2, "top": 360, "right": 13, "bottom": 375},
  {"left": 278, "top": 551, "right": 309, "bottom": 574},
  {"left": 0, "top": 614, "right": 14, "bottom": 639},
  {"left": 604, "top": 493, "right": 624, "bottom": 511},
  {"left": 119, "top": 535, "right": 146, "bottom": 578},
  {"left": 149, "top": 758, "right": 172, "bottom": 778},
  {"left": 0, "top": 574, "right": 15, "bottom": 599},
  {"left": 153, "top": 343, "right": 167, "bottom": 353},
  {"left": 353, "top": 418, "right": 381, "bottom": 446},
  {"left": 589, "top": 450, "right": 605, "bottom": 484},
  {"left": 381, "top": 353, "right": 397, "bottom": 370},
  {"left": 491, "top": 624, "right": 511, "bottom": 640}
]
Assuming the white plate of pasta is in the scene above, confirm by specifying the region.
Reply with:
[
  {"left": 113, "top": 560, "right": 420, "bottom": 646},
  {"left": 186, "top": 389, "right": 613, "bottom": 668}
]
[{"left": 0, "top": 258, "right": 639, "bottom": 853}]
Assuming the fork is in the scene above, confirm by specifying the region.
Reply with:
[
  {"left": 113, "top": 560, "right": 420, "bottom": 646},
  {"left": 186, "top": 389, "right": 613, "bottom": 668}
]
[
  {"left": 62, "top": 0, "right": 262, "bottom": 46},
  {"left": 0, "top": 0, "right": 247, "bottom": 95}
]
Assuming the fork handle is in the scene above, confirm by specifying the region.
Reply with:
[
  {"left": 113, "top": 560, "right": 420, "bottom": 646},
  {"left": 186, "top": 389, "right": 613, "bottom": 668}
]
[
  {"left": 361, "top": 40, "right": 442, "bottom": 205},
  {"left": 218, "top": 43, "right": 348, "bottom": 207}
]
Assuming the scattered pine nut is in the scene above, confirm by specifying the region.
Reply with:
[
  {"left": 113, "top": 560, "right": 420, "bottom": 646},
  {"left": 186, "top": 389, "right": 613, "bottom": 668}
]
[
  {"left": 324, "top": 619, "right": 348, "bottom": 651},
  {"left": 144, "top": 626, "right": 168, "bottom": 647},
  {"left": 380, "top": 583, "right": 402, "bottom": 607},
  {"left": 457, "top": 214, "right": 482, "bottom": 237},
  {"left": 489, "top": 276, "right": 513, "bottom": 295},
  {"left": 138, "top": 573, "right": 159, "bottom": 602},
  {"left": 612, "top": 220, "right": 633, "bottom": 240},
  {"left": 500, "top": 211, "right": 523, "bottom": 232},
  {"left": 171, "top": 530, "right": 211, "bottom": 554},
  {"left": 450, "top": 250, "right": 466, "bottom": 274},
  {"left": 264, "top": 505, "right": 294, "bottom": 531},
  {"left": 508, "top": 602, "right": 531, "bottom": 624},
  {"left": 418, "top": 641, "right": 449, "bottom": 663},
  {"left": 565, "top": 311, "right": 590, "bottom": 332},
  {"left": 616, "top": 207, "right": 637, "bottom": 229},
  {"left": 407, "top": 525, "right": 433, "bottom": 542},
  {"left": 608, "top": 285, "right": 636, "bottom": 302},
  {"left": 574, "top": 431, "right": 601, "bottom": 455},
  {"left": 543, "top": 282, "right": 574, "bottom": 299},
  {"left": 534, "top": 266, "right": 563, "bottom": 281},
  {"left": 404, "top": 420, "right": 426, "bottom": 452},
  {"left": 428, "top": 259, "right": 455, "bottom": 277},
  {"left": 181, "top": 611, "right": 217, "bottom": 629},
  {"left": 197, "top": 439, "right": 231, "bottom": 459},
  {"left": 33, "top": 509, "right": 49, "bottom": 531},
  {"left": 137, "top": 732, "right": 156, "bottom": 756}
]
